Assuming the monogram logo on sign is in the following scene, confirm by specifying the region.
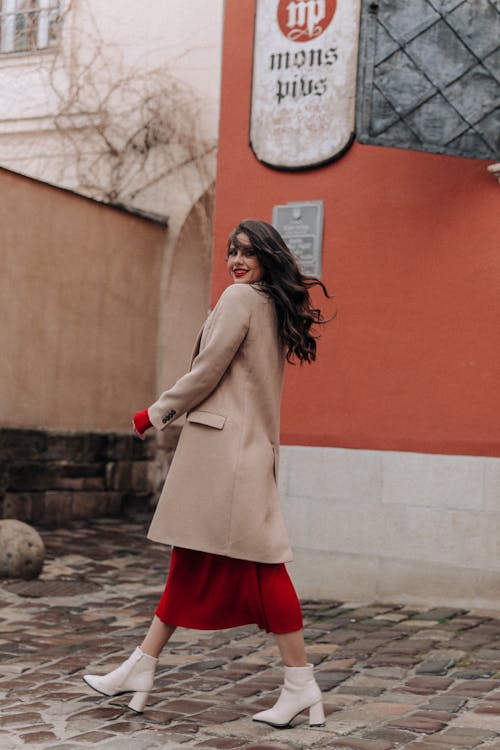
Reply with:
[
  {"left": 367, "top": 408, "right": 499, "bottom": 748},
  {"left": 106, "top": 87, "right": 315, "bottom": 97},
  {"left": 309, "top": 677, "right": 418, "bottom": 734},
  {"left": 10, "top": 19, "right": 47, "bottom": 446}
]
[
  {"left": 251, "top": 0, "right": 360, "bottom": 169},
  {"left": 277, "top": 0, "right": 337, "bottom": 42}
]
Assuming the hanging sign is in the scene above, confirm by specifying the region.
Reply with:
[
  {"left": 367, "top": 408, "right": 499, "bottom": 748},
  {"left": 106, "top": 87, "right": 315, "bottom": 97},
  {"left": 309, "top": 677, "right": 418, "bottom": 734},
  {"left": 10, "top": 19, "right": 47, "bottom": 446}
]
[{"left": 250, "top": 0, "right": 361, "bottom": 170}]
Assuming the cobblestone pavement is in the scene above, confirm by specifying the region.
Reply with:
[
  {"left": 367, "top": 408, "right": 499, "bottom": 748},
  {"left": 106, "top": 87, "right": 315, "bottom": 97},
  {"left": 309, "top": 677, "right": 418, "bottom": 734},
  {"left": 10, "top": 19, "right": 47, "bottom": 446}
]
[{"left": 1, "top": 516, "right": 500, "bottom": 750}]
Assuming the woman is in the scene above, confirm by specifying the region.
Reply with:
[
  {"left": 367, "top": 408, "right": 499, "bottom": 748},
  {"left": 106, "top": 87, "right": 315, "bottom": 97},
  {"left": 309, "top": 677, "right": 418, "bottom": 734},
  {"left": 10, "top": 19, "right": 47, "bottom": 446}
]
[{"left": 83, "top": 219, "right": 330, "bottom": 729}]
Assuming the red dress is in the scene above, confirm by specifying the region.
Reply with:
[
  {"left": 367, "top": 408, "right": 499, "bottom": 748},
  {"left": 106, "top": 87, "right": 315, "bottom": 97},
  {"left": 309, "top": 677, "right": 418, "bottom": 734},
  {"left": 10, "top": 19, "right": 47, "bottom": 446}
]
[
  {"left": 155, "top": 547, "right": 302, "bottom": 633},
  {"left": 134, "top": 410, "right": 303, "bottom": 634}
]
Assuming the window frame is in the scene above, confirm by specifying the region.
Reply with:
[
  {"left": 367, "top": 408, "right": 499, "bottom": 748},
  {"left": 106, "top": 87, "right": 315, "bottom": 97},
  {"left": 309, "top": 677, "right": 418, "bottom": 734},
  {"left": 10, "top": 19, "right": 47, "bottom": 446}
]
[{"left": 0, "top": 0, "right": 61, "bottom": 56}]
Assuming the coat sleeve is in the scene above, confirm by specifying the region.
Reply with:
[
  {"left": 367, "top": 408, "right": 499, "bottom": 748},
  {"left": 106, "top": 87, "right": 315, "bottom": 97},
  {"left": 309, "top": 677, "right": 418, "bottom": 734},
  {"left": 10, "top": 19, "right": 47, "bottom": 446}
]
[{"left": 148, "top": 285, "right": 254, "bottom": 430}]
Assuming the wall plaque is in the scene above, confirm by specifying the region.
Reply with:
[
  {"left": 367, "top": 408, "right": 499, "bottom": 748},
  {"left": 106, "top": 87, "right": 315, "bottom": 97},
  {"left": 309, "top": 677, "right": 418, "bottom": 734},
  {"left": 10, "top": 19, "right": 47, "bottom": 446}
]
[
  {"left": 250, "top": 0, "right": 362, "bottom": 170},
  {"left": 272, "top": 201, "right": 324, "bottom": 276}
]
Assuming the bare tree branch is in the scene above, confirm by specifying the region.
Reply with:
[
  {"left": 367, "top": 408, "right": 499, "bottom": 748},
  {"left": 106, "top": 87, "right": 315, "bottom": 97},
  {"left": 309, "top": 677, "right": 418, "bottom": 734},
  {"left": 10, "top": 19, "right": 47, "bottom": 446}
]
[{"left": 30, "top": 0, "right": 218, "bottom": 205}]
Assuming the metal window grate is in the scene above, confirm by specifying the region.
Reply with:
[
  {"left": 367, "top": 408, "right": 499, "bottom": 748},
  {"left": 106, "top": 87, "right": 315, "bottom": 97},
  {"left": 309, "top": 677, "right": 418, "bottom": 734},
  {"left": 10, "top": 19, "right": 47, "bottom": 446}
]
[
  {"left": 0, "top": 0, "right": 60, "bottom": 55},
  {"left": 356, "top": 0, "right": 500, "bottom": 159}
]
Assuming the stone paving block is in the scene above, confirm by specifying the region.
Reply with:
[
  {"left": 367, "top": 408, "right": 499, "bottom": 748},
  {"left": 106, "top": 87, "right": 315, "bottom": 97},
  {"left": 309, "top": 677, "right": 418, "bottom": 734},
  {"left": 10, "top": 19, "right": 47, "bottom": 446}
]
[
  {"left": 342, "top": 638, "right": 388, "bottom": 652},
  {"left": 451, "top": 634, "right": 496, "bottom": 649},
  {"left": 455, "top": 708, "right": 500, "bottom": 730},
  {"left": 367, "top": 666, "right": 408, "bottom": 679},
  {"left": 447, "top": 679, "right": 498, "bottom": 696},
  {"left": 19, "top": 730, "right": 58, "bottom": 743},
  {"left": 194, "top": 737, "right": 248, "bottom": 750},
  {"left": 411, "top": 709, "right": 456, "bottom": 721},
  {"left": 164, "top": 720, "right": 200, "bottom": 734},
  {"left": 366, "top": 655, "right": 418, "bottom": 668},
  {"left": 429, "top": 727, "right": 498, "bottom": 745},
  {"left": 473, "top": 703, "right": 500, "bottom": 714},
  {"left": 483, "top": 690, "right": 500, "bottom": 701},
  {"left": 220, "top": 684, "right": 263, "bottom": 698},
  {"left": 68, "top": 730, "right": 115, "bottom": 742},
  {"left": 329, "top": 658, "right": 358, "bottom": 670},
  {"left": 194, "top": 707, "right": 246, "bottom": 724},
  {"left": 415, "top": 630, "right": 456, "bottom": 643},
  {"left": 349, "top": 606, "right": 402, "bottom": 619},
  {"left": 303, "top": 628, "right": 329, "bottom": 641},
  {"left": 471, "top": 622, "right": 500, "bottom": 634},
  {"left": 330, "top": 701, "right": 415, "bottom": 724},
  {"left": 379, "top": 639, "right": 435, "bottom": 656},
  {"left": 249, "top": 695, "right": 281, "bottom": 712},
  {"left": 424, "top": 695, "right": 467, "bottom": 712},
  {"left": 194, "top": 739, "right": 248, "bottom": 748},
  {"left": 85, "top": 736, "right": 176, "bottom": 750},
  {"left": 201, "top": 716, "right": 268, "bottom": 741},
  {"left": 385, "top": 714, "right": 447, "bottom": 733},
  {"left": 141, "top": 709, "right": 182, "bottom": 724},
  {"left": 325, "top": 718, "right": 369, "bottom": 734},
  {"left": 363, "top": 728, "right": 418, "bottom": 743},
  {"left": 374, "top": 613, "right": 408, "bottom": 623},
  {"left": 178, "top": 677, "right": 231, "bottom": 693},
  {"left": 160, "top": 699, "right": 214, "bottom": 715},
  {"left": 402, "top": 676, "right": 455, "bottom": 695},
  {"left": 237, "top": 674, "right": 281, "bottom": 690},
  {"left": 374, "top": 690, "right": 422, "bottom": 708},
  {"left": 328, "top": 629, "right": 364, "bottom": 645},
  {"left": 450, "top": 618, "right": 488, "bottom": 631},
  {"left": 416, "top": 660, "right": 455, "bottom": 675},
  {"left": 225, "top": 666, "right": 265, "bottom": 680},
  {"left": 470, "top": 649, "right": 500, "bottom": 663},
  {"left": 324, "top": 740, "right": 393, "bottom": 750},
  {"left": 104, "top": 719, "right": 145, "bottom": 732},
  {"left": 337, "top": 685, "right": 386, "bottom": 696},
  {"left": 183, "top": 658, "right": 231, "bottom": 671},
  {"left": 315, "top": 671, "right": 353, "bottom": 689},
  {"left": 452, "top": 668, "right": 495, "bottom": 679},
  {"left": 413, "top": 608, "right": 467, "bottom": 621},
  {"left": 393, "top": 620, "right": 440, "bottom": 631},
  {"left": 0, "top": 712, "right": 42, "bottom": 727}
]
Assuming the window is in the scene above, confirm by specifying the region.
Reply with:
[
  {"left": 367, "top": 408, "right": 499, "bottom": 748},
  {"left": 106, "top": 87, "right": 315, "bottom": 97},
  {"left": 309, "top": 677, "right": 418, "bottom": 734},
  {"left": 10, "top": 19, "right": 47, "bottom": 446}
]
[
  {"left": 356, "top": 0, "right": 500, "bottom": 160},
  {"left": 0, "top": 0, "right": 60, "bottom": 55}
]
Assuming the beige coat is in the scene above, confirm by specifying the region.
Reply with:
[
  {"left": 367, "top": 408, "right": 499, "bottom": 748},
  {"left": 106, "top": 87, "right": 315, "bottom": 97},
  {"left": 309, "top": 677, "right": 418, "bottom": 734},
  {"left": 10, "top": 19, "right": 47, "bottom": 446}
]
[{"left": 146, "top": 283, "right": 293, "bottom": 563}]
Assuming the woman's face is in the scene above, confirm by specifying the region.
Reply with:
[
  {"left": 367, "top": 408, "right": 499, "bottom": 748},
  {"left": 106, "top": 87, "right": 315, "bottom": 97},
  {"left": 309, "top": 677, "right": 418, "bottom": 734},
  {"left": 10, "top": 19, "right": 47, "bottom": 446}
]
[{"left": 227, "top": 232, "right": 264, "bottom": 284}]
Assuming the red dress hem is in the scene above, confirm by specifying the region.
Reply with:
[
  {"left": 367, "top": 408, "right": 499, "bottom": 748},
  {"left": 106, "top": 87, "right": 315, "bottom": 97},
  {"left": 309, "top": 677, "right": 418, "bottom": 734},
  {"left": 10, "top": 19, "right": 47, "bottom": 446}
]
[{"left": 155, "top": 547, "right": 303, "bottom": 634}]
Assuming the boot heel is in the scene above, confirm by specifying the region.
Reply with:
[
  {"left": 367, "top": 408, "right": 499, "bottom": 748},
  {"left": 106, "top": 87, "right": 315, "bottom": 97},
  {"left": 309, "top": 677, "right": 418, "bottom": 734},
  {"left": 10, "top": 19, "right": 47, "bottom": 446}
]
[
  {"left": 128, "top": 691, "right": 149, "bottom": 713},
  {"left": 309, "top": 700, "right": 325, "bottom": 727}
]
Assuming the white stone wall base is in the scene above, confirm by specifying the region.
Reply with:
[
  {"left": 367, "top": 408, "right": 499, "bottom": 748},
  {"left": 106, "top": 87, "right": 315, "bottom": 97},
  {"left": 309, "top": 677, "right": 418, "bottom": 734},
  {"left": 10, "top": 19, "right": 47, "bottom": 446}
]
[{"left": 280, "top": 445, "right": 500, "bottom": 609}]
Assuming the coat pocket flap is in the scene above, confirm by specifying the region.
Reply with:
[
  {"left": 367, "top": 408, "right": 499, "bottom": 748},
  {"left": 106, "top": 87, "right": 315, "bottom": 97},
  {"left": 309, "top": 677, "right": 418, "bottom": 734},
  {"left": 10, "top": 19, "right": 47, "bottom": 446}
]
[{"left": 187, "top": 410, "right": 226, "bottom": 429}]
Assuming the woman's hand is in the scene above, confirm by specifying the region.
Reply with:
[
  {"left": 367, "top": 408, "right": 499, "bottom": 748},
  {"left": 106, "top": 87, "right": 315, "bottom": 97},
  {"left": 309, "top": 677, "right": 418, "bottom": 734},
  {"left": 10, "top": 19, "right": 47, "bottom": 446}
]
[
  {"left": 132, "top": 408, "right": 152, "bottom": 438},
  {"left": 132, "top": 421, "right": 146, "bottom": 440}
]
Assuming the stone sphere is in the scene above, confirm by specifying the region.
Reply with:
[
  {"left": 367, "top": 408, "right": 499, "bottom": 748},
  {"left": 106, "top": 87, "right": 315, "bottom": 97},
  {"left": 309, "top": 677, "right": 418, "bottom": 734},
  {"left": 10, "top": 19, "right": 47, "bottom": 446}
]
[{"left": 0, "top": 520, "right": 45, "bottom": 579}]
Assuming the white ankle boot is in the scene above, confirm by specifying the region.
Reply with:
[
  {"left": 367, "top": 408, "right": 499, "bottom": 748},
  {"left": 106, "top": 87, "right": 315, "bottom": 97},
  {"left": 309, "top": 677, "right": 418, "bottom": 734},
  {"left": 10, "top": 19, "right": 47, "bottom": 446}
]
[
  {"left": 83, "top": 647, "right": 158, "bottom": 713},
  {"left": 252, "top": 663, "right": 325, "bottom": 729}
]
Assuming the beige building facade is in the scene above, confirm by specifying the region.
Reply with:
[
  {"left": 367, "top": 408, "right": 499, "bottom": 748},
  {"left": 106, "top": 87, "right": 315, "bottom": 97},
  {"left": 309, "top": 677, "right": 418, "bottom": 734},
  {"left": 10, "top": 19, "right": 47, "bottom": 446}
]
[
  {"left": 0, "top": 167, "right": 166, "bottom": 431},
  {"left": 0, "top": 0, "right": 224, "bottom": 420}
]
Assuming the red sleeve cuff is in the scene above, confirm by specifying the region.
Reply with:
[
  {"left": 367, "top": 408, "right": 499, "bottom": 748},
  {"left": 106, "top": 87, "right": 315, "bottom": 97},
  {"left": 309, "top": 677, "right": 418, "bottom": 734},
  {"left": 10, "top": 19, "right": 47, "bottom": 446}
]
[{"left": 133, "top": 408, "right": 153, "bottom": 435}]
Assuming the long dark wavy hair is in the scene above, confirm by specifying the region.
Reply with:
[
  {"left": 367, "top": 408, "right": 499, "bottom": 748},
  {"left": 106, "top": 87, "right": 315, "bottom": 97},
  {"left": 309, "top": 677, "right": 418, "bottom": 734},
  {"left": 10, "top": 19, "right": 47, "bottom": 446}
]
[{"left": 228, "top": 219, "right": 331, "bottom": 364}]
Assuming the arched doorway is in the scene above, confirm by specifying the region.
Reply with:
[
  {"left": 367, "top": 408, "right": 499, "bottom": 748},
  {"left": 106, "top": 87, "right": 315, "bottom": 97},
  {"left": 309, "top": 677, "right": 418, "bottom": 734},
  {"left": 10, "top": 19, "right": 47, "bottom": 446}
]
[{"left": 161, "top": 185, "right": 215, "bottom": 392}]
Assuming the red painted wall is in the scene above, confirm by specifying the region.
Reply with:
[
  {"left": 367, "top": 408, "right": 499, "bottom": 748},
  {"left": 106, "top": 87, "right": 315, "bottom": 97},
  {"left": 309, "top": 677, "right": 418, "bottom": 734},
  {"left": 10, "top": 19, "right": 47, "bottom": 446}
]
[{"left": 213, "top": 0, "right": 500, "bottom": 457}]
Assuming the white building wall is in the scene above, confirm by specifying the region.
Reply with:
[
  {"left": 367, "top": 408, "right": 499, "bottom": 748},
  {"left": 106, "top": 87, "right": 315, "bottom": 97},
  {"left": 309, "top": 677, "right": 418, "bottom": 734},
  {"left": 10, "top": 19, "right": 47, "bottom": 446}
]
[
  {"left": 0, "top": 0, "right": 224, "bottom": 216},
  {"left": 280, "top": 445, "right": 500, "bottom": 609},
  {"left": 85, "top": 0, "right": 223, "bottom": 112}
]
